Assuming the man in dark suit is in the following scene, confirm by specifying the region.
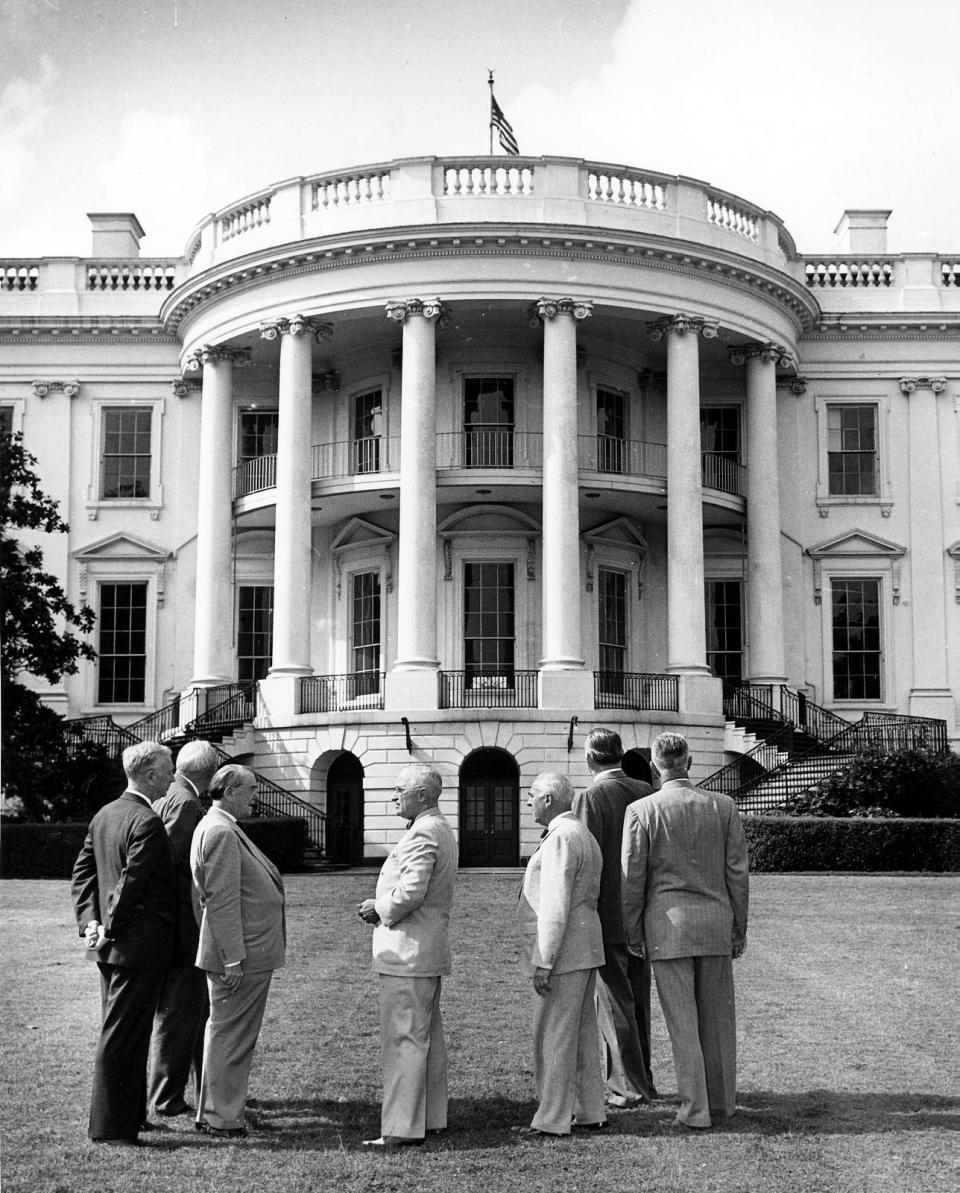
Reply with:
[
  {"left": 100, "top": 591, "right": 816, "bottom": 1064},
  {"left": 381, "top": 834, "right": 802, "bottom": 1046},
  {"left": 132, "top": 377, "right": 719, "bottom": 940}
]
[
  {"left": 191, "top": 764, "right": 286, "bottom": 1140},
  {"left": 71, "top": 741, "right": 177, "bottom": 1147},
  {"left": 573, "top": 727, "right": 656, "bottom": 1109},
  {"left": 147, "top": 739, "right": 220, "bottom": 1119},
  {"left": 622, "top": 732, "right": 749, "bottom": 1129}
]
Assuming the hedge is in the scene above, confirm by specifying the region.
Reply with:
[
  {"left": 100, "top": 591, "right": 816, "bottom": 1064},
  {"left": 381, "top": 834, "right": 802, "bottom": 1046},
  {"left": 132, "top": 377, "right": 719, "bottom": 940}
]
[
  {"left": 0, "top": 814, "right": 308, "bottom": 879},
  {"left": 743, "top": 816, "right": 960, "bottom": 872}
]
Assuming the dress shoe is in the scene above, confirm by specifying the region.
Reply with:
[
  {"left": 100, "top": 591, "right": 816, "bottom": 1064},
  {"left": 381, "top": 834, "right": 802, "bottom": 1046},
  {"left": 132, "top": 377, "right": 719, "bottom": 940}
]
[
  {"left": 362, "top": 1135, "right": 424, "bottom": 1150},
  {"left": 91, "top": 1137, "right": 140, "bottom": 1148},
  {"left": 155, "top": 1101, "right": 193, "bottom": 1118},
  {"left": 573, "top": 1120, "right": 609, "bottom": 1130},
  {"left": 510, "top": 1125, "right": 566, "bottom": 1139},
  {"left": 195, "top": 1120, "right": 248, "bottom": 1140}
]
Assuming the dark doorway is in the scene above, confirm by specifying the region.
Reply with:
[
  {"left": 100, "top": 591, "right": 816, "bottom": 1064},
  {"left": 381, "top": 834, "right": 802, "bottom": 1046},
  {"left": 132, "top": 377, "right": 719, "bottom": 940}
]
[
  {"left": 458, "top": 748, "right": 519, "bottom": 867},
  {"left": 326, "top": 752, "right": 364, "bottom": 865}
]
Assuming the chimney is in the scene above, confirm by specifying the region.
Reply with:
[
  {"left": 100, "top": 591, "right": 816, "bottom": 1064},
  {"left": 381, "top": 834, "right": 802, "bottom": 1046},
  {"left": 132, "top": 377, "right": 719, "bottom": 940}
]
[
  {"left": 833, "top": 209, "right": 892, "bottom": 255},
  {"left": 87, "top": 213, "right": 146, "bottom": 259}
]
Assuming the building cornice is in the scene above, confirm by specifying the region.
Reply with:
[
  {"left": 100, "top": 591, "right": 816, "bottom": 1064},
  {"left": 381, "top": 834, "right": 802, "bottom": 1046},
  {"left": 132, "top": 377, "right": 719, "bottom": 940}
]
[
  {"left": 160, "top": 223, "right": 819, "bottom": 340},
  {"left": 0, "top": 317, "right": 176, "bottom": 345},
  {"left": 802, "top": 313, "right": 960, "bottom": 341}
]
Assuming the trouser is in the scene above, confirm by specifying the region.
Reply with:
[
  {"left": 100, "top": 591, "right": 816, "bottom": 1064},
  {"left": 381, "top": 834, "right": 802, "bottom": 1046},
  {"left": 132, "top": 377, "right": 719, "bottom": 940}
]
[
  {"left": 378, "top": 974, "right": 448, "bottom": 1140},
  {"left": 596, "top": 942, "right": 655, "bottom": 1100},
  {"left": 89, "top": 963, "right": 166, "bottom": 1140},
  {"left": 530, "top": 968, "right": 605, "bottom": 1135},
  {"left": 147, "top": 963, "right": 209, "bottom": 1112},
  {"left": 652, "top": 955, "right": 737, "bottom": 1128},
  {"left": 197, "top": 970, "right": 272, "bottom": 1130}
]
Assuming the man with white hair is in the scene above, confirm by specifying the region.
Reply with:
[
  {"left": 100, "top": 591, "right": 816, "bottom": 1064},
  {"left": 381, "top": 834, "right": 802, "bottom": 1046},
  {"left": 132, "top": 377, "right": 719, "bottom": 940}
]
[
  {"left": 72, "top": 741, "right": 177, "bottom": 1146},
  {"left": 621, "top": 732, "right": 749, "bottom": 1129},
  {"left": 147, "top": 739, "right": 220, "bottom": 1119}
]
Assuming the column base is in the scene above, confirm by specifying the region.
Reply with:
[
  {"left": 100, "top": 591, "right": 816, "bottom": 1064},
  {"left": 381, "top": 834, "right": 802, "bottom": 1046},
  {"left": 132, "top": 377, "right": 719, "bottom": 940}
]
[
  {"left": 676, "top": 673, "right": 724, "bottom": 718},
  {"left": 384, "top": 669, "right": 440, "bottom": 712},
  {"left": 538, "top": 668, "right": 595, "bottom": 711},
  {"left": 257, "top": 675, "right": 301, "bottom": 722},
  {"left": 907, "top": 688, "right": 956, "bottom": 734}
]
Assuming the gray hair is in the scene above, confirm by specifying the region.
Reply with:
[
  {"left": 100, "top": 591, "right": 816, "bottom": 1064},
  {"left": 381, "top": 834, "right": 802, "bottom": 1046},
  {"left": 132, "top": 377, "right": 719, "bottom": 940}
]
[
  {"left": 208, "top": 764, "right": 255, "bottom": 802},
  {"left": 398, "top": 763, "right": 442, "bottom": 806},
  {"left": 176, "top": 740, "right": 220, "bottom": 779},
  {"left": 652, "top": 732, "right": 689, "bottom": 773},
  {"left": 122, "top": 741, "right": 172, "bottom": 780},
  {"left": 533, "top": 771, "right": 574, "bottom": 810}
]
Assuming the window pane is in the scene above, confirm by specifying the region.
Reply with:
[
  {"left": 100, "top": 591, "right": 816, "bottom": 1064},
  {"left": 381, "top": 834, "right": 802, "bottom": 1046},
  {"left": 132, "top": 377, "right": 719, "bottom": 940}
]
[
  {"left": 238, "top": 586, "right": 274, "bottom": 683},
  {"left": 700, "top": 408, "right": 741, "bottom": 461},
  {"left": 827, "top": 405, "right": 878, "bottom": 496},
  {"left": 353, "top": 390, "right": 383, "bottom": 474},
  {"left": 101, "top": 408, "right": 151, "bottom": 499},
  {"left": 238, "top": 411, "right": 279, "bottom": 462},
  {"left": 831, "top": 578, "right": 881, "bottom": 700},
  {"left": 463, "top": 562, "right": 515, "bottom": 678},
  {"left": 598, "top": 569, "right": 627, "bottom": 677},
  {"left": 464, "top": 378, "right": 514, "bottom": 467},
  {"left": 98, "top": 582, "right": 148, "bottom": 703},
  {"left": 705, "top": 579, "right": 743, "bottom": 683},
  {"left": 352, "top": 572, "right": 381, "bottom": 677}
]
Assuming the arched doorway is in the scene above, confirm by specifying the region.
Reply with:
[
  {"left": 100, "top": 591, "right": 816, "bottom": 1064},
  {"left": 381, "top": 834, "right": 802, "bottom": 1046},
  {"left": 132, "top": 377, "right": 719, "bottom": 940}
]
[
  {"left": 458, "top": 748, "right": 519, "bottom": 867},
  {"left": 326, "top": 752, "right": 364, "bottom": 866}
]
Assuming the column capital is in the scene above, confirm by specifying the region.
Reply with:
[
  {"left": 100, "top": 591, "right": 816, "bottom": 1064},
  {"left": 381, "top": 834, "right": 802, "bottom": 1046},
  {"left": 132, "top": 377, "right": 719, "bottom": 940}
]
[
  {"left": 259, "top": 315, "right": 333, "bottom": 342},
  {"left": 530, "top": 297, "right": 594, "bottom": 325},
  {"left": 184, "top": 345, "right": 251, "bottom": 371},
  {"left": 728, "top": 341, "right": 792, "bottom": 368},
  {"left": 385, "top": 297, "right": 448, "bottom": 325},
  {"left": 172, "top": 378, "right": 201, "bottom": 398},
  {"left": 776, "top": 374, "right": 808, "bottom": 395},
  {"left": 900, "top": 375, "right": 947, "bottom": 394},
  {"left": 32, "top": 379, "right": 80, "bottom": 398},
  {"left": 647, "top": 313, "right": 718, "bottom": 342}
]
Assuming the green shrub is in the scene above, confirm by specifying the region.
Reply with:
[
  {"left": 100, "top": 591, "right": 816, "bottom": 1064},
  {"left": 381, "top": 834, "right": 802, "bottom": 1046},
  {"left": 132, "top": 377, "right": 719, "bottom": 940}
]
[
  {"left": 777, "top": 747, "right": 960, "bottom": 818},
  {"left": 744, "top": 816, "right": 960, "bottom": 872}
]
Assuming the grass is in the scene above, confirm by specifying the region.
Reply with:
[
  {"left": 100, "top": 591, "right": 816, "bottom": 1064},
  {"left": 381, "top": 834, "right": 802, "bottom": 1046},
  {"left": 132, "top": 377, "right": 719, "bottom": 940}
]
[{"left": 1, "top": 872, "right": 957, "bottom": 1193}]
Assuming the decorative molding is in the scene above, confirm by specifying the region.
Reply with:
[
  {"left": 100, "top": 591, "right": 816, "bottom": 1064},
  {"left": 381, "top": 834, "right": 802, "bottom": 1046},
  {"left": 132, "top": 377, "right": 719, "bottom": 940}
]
[
  {"left": 526, "top": 537, "right": 537, "bottom": 581},
  {"left": 171, "top": 378, "right": 201, "bottom": 398},
  {"left": 443, "top": 538, "right": 453, "bottom": 581},
  {"left": 947, "top": 542, "right": 960, "bottom": 603},
  {"left": 32, "top": 379, "right": 80, "bottom": 398},
  {"left": 585, "top": 543, "right": 595, "bottom": 593},
  {"left": 386, "top": 544, "right": 394, "bottom": 594},
  {"left": 647, "top": 313, "right": 718, "bottom": 341},
  {"left": 777, "top": 375, "right": 808, "bottom": 394},
  {"left": 335, "top": 554, "right": 343, "bottom": 601},
  {"left": 259, "top": 315, "right": 333, "bottom": 342},
  {"left": 899, "top": 376, "right": 947, "bottom": 394},
  {"left": 530, "top": 297, "right": 594, "bottom": 324},
  {"left": 806, "top": 528, "right": 907, "bottom": 605},
  {"left": 385, "top": 297, "right": 448, "bottom": 326},
  {"left": 728, "top": 342, "right": 793, "bottom": 369},
  {"left": 184, "top": 345, "right": 251, "bottom": 371}
]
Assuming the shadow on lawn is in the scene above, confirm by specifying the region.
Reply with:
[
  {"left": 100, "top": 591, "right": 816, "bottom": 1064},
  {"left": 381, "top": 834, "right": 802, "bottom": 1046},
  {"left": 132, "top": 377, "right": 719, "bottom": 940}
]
[{"left": 145, "top": 1090, "right": 959, "bottom": 1152}]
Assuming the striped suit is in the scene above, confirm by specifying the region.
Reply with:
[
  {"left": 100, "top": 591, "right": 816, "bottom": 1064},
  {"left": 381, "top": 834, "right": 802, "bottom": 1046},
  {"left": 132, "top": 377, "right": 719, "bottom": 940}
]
[{"left": 621, "top": 779, "right": 749, "bottom": 1127}]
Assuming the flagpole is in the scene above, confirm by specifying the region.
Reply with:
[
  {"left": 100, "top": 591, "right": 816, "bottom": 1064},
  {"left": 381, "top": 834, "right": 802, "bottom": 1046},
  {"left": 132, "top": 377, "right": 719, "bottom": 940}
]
[{"left": 488, "top": 69, "right": 495, "bottom": 156}]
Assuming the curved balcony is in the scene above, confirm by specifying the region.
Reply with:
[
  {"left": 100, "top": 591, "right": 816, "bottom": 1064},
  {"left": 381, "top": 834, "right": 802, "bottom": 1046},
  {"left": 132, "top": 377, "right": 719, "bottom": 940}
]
[{"left": 233, "top": 437, "right": 747, "bottom": 500}]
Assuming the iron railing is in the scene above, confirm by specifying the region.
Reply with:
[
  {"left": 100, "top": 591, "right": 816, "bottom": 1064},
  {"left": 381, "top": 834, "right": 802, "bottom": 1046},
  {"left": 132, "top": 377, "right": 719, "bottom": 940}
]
[
  {"left": 578, "top": 436, "right": 667, "bottom": 478},
  {"left": 440, "top": 670, "right": 538, "bottom": 709},
  {"left": 181, "top": 684, "right": 257, "bottom": 741},
  {"left": 699, "top": 722, "right": 802, "bottom": 799},
  {"left": 721, "top": 682, "right": 777, "bottom": 722},
  {"left": 298, "top": 673, "right": 385, "bottom": 714},
  {"left": 126, "top": 696, "right": 182, "bottom": 741},
  {"left": 779, "top": 687, "right": 847, "bottom": 741},
  {"left": 63, "top": 715, "right": 140, "bottom": 759},
  {"left": 435, "top": 431, "right": 542, "bottom": 470},
  {"left": 701, "top": 452, "right": 746, "bottom": 497},
  {"left": 594, "top": 671, "right": 679, "bottom": 712},
  {"left": 311, "top": 436, "right": 401, "bottom": 480},
  {"left": 234, "top": 455, "right": 277, "bottom": 497}
]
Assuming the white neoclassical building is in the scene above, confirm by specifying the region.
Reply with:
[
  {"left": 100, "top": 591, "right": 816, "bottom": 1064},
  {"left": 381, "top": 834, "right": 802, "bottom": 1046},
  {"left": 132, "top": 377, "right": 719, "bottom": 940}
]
[{"left": 2, "top": 158, "right": 957, "bottom": 862}]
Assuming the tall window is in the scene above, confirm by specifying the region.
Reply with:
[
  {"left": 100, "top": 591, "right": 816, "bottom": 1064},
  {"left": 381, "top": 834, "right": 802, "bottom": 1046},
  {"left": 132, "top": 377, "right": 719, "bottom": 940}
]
[
  {"left": 598, "top": 569, "right": 627, "bottom": 681},
  {"left": 463, "top": 562, "right": 515, "bottom": 681},
  {"left": 827, "top": 405, "right": 877, "bottom": 495},
  {"left": 0, "top": 407, "right": 13, "bottom": 438},
  {"left": 700, "top": 407, "right": 740, "bottom": 461},
  {"left": 237, "top": 586, "right": 274, "bottom": 683},
  {"left": 98, "top": 582, "right": 147, "bottom": 703},
  {"left": 706, "top": 580, "right": 743, "bottom": 683},
  {"left": 101, "top": 407, "right": 151, "bottom": 498},
  {"left": 597, "top": 388, "right": 627, "bottom": 473},
  {"left": 464, "top": 378, "right": 514, "bottom": 467},
  {"left": 352, "top": 571, "right": 381, "bottom": 694},
  {"left": 832, "top": 577, "right": 881, "bottom": 700},
  {"left": 238, "top": 410, "right": 279, "bottom": 462},
  {"left": 353, "top": 390, "right": 383, "bottom": 474}
]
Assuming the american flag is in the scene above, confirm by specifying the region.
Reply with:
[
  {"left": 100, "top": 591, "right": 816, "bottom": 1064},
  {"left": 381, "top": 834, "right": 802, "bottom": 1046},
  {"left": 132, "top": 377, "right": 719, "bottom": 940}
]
[{"left": 490, "top": 93, "right": 520, "bottom": 156}]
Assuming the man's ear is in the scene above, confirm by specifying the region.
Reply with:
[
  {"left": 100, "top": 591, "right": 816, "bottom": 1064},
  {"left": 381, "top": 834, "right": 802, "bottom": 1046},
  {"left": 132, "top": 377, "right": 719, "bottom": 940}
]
[{"left": 686, "top": 754, "right": 693, "bottom": 774}]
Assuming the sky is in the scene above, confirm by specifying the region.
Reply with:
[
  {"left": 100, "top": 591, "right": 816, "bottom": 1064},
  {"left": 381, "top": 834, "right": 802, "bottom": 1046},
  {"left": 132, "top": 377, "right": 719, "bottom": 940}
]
[{"left": 1, "top": 0, "right": 957, "bottom": 259}]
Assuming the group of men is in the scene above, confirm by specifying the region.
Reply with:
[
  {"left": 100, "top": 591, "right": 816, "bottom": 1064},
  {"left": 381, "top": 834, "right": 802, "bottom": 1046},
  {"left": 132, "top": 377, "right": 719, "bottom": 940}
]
[
  {"left": 70, "top": 724, "right": 748, "bottom": 1149},
  {"left": 71, "top": 741, "right": 286, "bottom": 1146}
]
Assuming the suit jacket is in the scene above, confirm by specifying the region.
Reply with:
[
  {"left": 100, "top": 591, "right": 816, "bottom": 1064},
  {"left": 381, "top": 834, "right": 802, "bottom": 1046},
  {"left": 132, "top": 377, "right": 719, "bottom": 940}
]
[
  {"left": 572, "top": 768, "right": 652, "bottom": 943},
  {"left": 621, "top": 779, "right": 749, "bottom": 961},
  {"left": 153, "top": 775, "right": 205, "bottom": 957},
  {"left": 518, "top": 812, "right": 605, "bottom": 977},
  {"left": 190, "top": 806, "right": 286, "bottom": 974},
  {"left": 71, "top": 791, "right": 176, "bottom": 970},
  {"left": 372, "top": 807, "right": 457, "bottom": 977}
]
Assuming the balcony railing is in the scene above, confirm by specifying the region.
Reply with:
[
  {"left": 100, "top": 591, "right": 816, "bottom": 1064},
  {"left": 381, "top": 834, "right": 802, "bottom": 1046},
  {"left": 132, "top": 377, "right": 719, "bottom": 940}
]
[
  {"left": 594, "top": 671, "right": 679, "bottom": 712},
  {"left": 578, "top": 436, "right": 667, "bottom": 479},
  {"left": 312, "top": 436, "right": 400, "bottom": 480},
  {"left": 440, "top": 670, "right": 538, "bottom": 709},
  {"left": 298, "top": 673, "right": 385, "bottom": 714},
  {"left": 436, "top": 431, "right": 542, "bottom": 470},
  {"left": 701, "top": 452, "right": 746, "bottom": 497},
  {"left": 234, "top": 454, "right": 277, "bottom": 497}
]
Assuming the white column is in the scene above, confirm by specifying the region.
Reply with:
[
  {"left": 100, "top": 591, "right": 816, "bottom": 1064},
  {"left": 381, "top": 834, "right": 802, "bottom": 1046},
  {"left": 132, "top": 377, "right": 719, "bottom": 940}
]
[
  {"left": 650, "top": 314, "right": 715, "bottom": 675},
  {"left": 902, "top": 376, "right": 954, "bottom": 729},
  {"left": 384, "top": 298, "right": 443, "bottom": 710},
  {"left": 187, "top": 345, "right": 248, "bottom": 687},
  {"left": 738, "top": 343, "right": 788, "bottom": 687},
  {"left": 262, "top": 315, "right": 325, "bottom": 677}
]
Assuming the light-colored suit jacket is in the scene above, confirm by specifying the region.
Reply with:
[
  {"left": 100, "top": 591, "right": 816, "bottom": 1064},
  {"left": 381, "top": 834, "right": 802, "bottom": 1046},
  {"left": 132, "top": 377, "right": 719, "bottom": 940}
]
[
  {"left": 518, "top": 812, "right": 604, "bottom": 977},
  {"left": 372, "top": 807, "right": 457, "bottom": 977},
  {"left": 190, "top": 805, "right": 286, "bottom": 974},
  {"left": 621, "top": 779, "right": 749, "bottom": 961}
]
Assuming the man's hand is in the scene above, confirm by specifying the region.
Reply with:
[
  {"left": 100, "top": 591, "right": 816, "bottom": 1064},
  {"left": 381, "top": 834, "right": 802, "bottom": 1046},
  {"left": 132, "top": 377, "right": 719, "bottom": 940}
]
[
  {"left": 84, "top": 920, "right": 109, "bottom": 951},
  {"left": 357, "top": 899, "right": 380, "bottom": 925},
  {"left": 732, "top": 931, "right": 747, "bottom": 960},
  {"left": 627, "top": 942, "right": 646, "bottom": 961},
  {"left": 533, "top": 967, "right": 552, "bottom": 996},
  {"left": 222, "top": 962, "right": 243, "bottom": 992}
]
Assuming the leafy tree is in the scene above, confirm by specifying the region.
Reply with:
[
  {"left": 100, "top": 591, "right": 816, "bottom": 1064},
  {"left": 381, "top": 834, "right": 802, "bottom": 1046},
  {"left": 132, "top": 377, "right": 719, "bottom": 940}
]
[{"left": 1, "top": 432, "right": 106, "bottom": 821}]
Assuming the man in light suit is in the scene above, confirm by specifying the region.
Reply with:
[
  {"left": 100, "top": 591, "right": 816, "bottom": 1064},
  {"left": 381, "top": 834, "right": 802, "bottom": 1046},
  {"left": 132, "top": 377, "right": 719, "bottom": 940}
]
[
  {"left": 574, "top": 727, "right": 656, "bottom": 1109},
  {"left": 516, "top": 772, "right": 606, "bottom": 1138},
  {"left": 147, "top": 739, "right": 220, "bottom": 1119},
  {"left": 358, "top": 763, "right": 457, "bottom": 1150},
  {"left": 621, "top": 732, "right": 749, "bottom": 1129},
  {"left": 190, "top": 764, "right": 286, "bottom": 1140},
  {"left": 71, "top": 741, "right": 177, "bottom": 1146}
]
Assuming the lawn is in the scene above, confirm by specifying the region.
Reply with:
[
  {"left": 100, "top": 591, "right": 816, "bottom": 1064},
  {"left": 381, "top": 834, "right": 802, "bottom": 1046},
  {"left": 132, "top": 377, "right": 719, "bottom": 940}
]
[{"left": 1, "top": 872, "right": 957, "bottom": 1193}]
